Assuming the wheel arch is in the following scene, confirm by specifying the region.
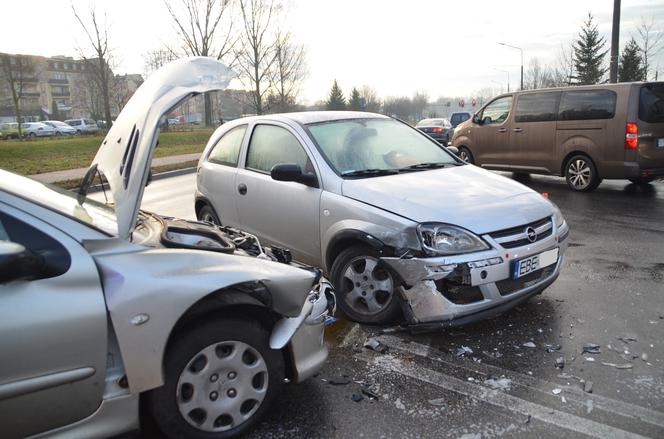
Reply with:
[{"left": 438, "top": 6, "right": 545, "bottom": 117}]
[
  {"left": 324, "top": 229, "right": 386, "bottom": 273},
  {"left": 194, "top": 195, "right": 216, "bottom": 219},
  {"left": 560, "top": 150, "right": 597, "bottom": 177}
]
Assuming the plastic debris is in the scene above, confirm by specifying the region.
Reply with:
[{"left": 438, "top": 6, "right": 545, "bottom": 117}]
[
  {"left": 555, "top": 357, "right": 565, "bottom": 369},
  {"left": 585, "top": 356, "right": 595, "bottom": 362},
  {"left": 428, "top": 398, "right": 447, "bottom": 407},
  {"left": 523, "top": 341, "right": 536, "bottom": 348},
  {"left": 456, "top": 346, "right": 474, "bottom": 357},
  {"left": 602, "top": 362, "right": 633, "bottom": 369},
  {"left": 395, "top": 398, "right": 406, "bottom": 410},
  {"left": 364, "top": 338, "right": 388, "bottom": 354},
  {"left": 582, "top": 344, "right": 601, "bottom": 354},
  {"left": 617, "top": 335, "right": 638, "bottom": 343},
  {"left": 484, "top": 378, "right": 512, "bottom": 391},
  {"left": 360, "top": 387, "right": 380, "bottom": 400},
  {"left": 583, "top": 380, "right": 593, "bottom": 393},
  {"left": 552, "top": 388, "right": 562, "bottom": 395},
  {"left": 545, "top": 344, "right": 562, "bottom": 353},
  {"left": 641, "top": 353, "right": 649, "bottom": 362},
  {"left": 351, "top": 393, "right": 363, "bottom": 402}
]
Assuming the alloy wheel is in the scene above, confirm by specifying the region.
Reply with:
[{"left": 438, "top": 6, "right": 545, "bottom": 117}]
[
  {"left": 342, "top": 256, "right": 394, "bottom": 315},
  {"left": 568, "top": 159, "right": 592, "bottom": 190}
]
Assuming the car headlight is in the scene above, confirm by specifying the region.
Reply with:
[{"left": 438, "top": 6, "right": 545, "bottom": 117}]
[{"left": 417, "top": 223, "right": 489, "bottom": 255}]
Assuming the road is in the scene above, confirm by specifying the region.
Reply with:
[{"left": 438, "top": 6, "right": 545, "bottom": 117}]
[{"left": 135, "top": 172, "right": 664, "bottom": 438}]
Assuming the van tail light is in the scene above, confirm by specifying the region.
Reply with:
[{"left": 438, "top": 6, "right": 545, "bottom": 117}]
[
  {"left": 433, "top": 127, "right": 442, "bottom": 133},
  {"left": 625, "top": 122, "right": 638, "bottom": 150}
]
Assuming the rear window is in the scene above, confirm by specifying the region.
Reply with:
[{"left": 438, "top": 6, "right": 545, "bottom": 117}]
[
  {"left": 451, "top": 113, "right": 470, "bottom": 126},
  {"left": 559, "top": 90, "right": 616, "bottom": 121},
  {"left": 67, "top": 120, "right": 81, "bottom": 126},
  {"left": 515, "top": 92, "right": 560, "bottom": 122},
  {"left": 85, "top": 119, "right": 96, "bottom": 125},
  {"left": 639, "top": 83, "right": 664, "bottom": 123}
]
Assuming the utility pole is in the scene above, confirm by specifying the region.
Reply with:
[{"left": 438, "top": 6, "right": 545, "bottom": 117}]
[
  {"left": 609, "top": 0, "right": 621, "bottom": 82},
  {"left": 499, "top": 42, "right": 524, "bottom": 90}
]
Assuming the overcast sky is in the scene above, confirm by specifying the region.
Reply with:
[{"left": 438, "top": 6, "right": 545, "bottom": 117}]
[{"left": 4, "top": 0, "right": 664, "bottom": 103}]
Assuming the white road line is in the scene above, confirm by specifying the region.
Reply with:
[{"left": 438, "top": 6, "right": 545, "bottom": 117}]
[
  {"left": 356, "top": 350, "right": 651, "bottom": 439},
  {"left": 376, "top": 334, "right": 664, "bottom": 430}
]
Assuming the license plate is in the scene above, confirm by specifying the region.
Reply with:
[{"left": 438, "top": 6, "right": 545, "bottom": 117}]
[
  {"left": 512, "top": 248, "right": 559, "bottom": 279},
  {"left": 657, "top": 138, "right": 664, "bottom": 148}
]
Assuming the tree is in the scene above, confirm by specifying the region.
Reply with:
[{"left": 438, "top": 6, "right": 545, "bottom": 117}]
[
  {"left": 524, "top": 57, "right": 554, "bottom": 89},
  {"left": 636, "top": 17, "right": 664, "bottom": 81},
  {"left": 163, "top": 0, "right": 235, "bottom": 126},
  {"left": 348, "top": 87, "right": 362, "bottom": 111},
  {"left": 411, "top": 91, "right": 428, "bottom": 121},
  {"left": 51, "top": 99, "right": 61, "bottom": 121},
  {"left": 267, "top": 30, "right": 306, "bottom": 113},
  {"left": 572, "top": 13, "right": 607, "bottom": 85},
  {"left": 360, "top": 85, "right": 381, "bottom": 113},
  {"left": 72, "top": 5, "right": 114, "bottom": 126},
  {"left": 0, "top": 54, "right": 36, "bottom": 140},
  {"left": 619, "top": 38, "right": 645, "bottom": 82},
  {"left": 143, "top": 49, "right": 180, "bottom": 76},
  {"left": 326, "top": 79, "right": 345, "bottom": 110},
  {"left": 550, "top": 43, "right": 575, "bottom": 87}
]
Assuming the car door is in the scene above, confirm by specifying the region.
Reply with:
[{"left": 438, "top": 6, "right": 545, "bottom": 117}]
[
  {"left": 0, "top": 204, "right": 107, "bottom": 438},
  {"left": 235, "top": 122, "right": 322, "bottom": 265},
  {"left": 511, "top": 91, "right": 560, "bottom": 173},
  {"left": 472, "top": 95, "right": 514, "bottom": 168}
]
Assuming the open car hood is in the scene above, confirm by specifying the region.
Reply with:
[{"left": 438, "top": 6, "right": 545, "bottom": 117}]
[{"left": 89, "top": 57, "right": 233, "bottom": 239}]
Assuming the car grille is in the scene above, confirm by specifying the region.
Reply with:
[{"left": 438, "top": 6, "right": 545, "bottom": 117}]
[
  {"left": 496, "top": 265, "right": 556, "bottom": 296},
  {"left": 488, "top": 217, "right": 553, "bottom": 249}
]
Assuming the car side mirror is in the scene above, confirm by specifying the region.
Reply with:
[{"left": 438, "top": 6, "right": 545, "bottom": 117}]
[
  {"left": 482, "top": 116, "right": 493, "bottom": 125},
  {"left": 270, "top": 163, "right": 318, "bottom": 188},
  {"left": 472, "top": 114, "right": 481, "bottom": 124},
  {"left": 0, "top": 241, "right": 44, "bottom": 283},
  {"left": 446, "top": 146, "right": 459, "bottom": 156}
]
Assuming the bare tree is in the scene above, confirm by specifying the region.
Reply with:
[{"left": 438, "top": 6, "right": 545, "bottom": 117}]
[
  {"left": 360, "top": 85, "right": 381, "bottom": 113},
  {"left": 636, "top": 16, "right": 664, "bottom": 81},
  {"left": 267, "top": 30, "right": 305, "bottom": 113},
  {"left": 524, "top": 57, "right": 555, "bottom": 90},
  {"left": 143, "top": 49, "right": 180, "bottom": 76},
  {"left": 549, "top": 43, "right": 575, "bottom": 87},
  {"left": 72, "top": 5, "right": 114, "bottom": 126},
  {"left": 163, "top": 0, "right": 236, "bottom": 125},
  {"left": 234, "top": 0, "right": 279, "bottom": 114},
  {"left": 0, "top": 54, "right": 36, "bottom": 139}
]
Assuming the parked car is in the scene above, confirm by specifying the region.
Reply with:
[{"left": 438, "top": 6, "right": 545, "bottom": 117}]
[
  {"left": 450, "top": 82, "right": 664, "bottom": 191},
  {"left": 0, "top": 58, "right": 335, "bottom": 439},
  {"left": 0, "top": 122, "right": 20, "bottom": 139},
  {"left": 415, "top": 118, "right": 453, "bottom": 145},
  {"left": 64, "top": 118, "right": 100, "bottom": 134},
  {"left": 43, "top": 120, "right": 77, "bottom": 136},
  {"left": 21, "top": 122, "right": 55, "bottom": 138},
  {"left": 196, "top": 111, "right": 569, "bottom": 328},
  {"left": 450, "top": 111, "right": 472, "bottom": 128}
]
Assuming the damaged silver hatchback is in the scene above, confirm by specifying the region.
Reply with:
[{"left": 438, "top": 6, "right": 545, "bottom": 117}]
[
  {"left": 0, "top": 58, "right": 334, "bottom": 439},
  {"left": 196, "top": 112, "right": 569, "bottom": 329}
]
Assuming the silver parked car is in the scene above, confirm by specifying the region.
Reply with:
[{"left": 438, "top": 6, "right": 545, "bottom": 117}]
[
  {"left": 0, "top": 58, "right": 334, "bottom": 439},
  {"left": 64, "top": 118, "right": 100, "bottom": 134},
  {"left": 21, "top": 122, "right": 56, "bottom": 138},
  {"left": 196, "top": 111, "right": 569, "bottom": 328},
  {"left": 43, "top": 120, "right": 77, "bottom": 136}
]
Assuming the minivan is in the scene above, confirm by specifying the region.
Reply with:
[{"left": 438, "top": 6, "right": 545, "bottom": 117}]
[
  {"left": 64, "top": 118, "right": 100, "bottom": 134},
  {"left": 450, "top": 82, "right": 664, "bottom": 191}
]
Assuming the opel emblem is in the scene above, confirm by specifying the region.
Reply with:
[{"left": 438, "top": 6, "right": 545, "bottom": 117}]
[{"left": 525, "top": 227, "right": 537, "bottom": 243}]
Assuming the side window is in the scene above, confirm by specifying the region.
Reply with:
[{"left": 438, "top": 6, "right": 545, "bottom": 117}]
[
  {"left": 481, "top": 96, "right": 513, "bottom": 125},
  {"left": 246, "top": 125, "right": 311, "bottom": 173},
  {"left": 207, "top": 125, "right": 247, "bottom": 167},
  {"left": 559, "top": 90, "right": 616, "bottom": 121},
  {"left": 0, "top": 212, "right": 71, "bottom": 279},
  {"left": 515, "top": 92, "right": 561, "bottom": 123}
]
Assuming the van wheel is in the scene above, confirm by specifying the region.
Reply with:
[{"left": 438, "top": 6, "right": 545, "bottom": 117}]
[
  {"left": 629, "top": 177, "right": 654, "bottom": 185},
  {"left": 198, "top": 205, "right": 221, "bottom": 225},
  {"left": 457, "top": 147, "right": 474, "bottom": 164},
  {"left": 147, "top": 318, "right": 284, "bottom": 439},
  {"left": 565, "top": 155, "right": 601, "bottom": 192},
  {"left": 330, "top": 245, "right": 402, "bottom": 324}
]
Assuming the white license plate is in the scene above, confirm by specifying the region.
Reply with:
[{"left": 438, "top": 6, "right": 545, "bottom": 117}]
[
  {"left": 657, "top": 138, "right": 664, "bottom": 148},
  {"left": 512, "top": 248, "right": 559, "bottom": 279}
]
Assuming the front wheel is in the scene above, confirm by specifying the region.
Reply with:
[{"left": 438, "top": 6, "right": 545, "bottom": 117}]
[
  {"left": 565, "top": 155, "right": 601, "bottom": 192},
  {"left": 198, "top": 204, "right": 221, "bottom": 225},
  {"left": 147, "top": 318, "right": 284, "bottom": 439},
  {"left": 457, "top": 146, "right": 474, "bottom": 164},
  {"left": 330, "top": 245, "right": 402, "bottom": 324}
]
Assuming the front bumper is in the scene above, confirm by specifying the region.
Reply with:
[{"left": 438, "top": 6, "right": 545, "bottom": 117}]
[{"left": 382, "top": 220, "right": 569, "bottom": 326}]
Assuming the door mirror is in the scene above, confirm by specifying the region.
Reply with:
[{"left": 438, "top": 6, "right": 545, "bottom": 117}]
[
  {"left": 0, "top": 241, "right": 44, "bottom": 283},
  {"left": 446, "top": 146, "right": 459, "bottom": 156},
  {"left": 482, "top": 116, "right": 493, "bottom": 125},
  {"left": 270, "top": 163, "right": 318, "bottom": 188},
  {"left": 472, "top": 114, "right": 481, "bottom": 124}
]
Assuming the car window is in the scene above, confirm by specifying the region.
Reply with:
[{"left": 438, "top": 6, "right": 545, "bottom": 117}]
[
  {"left": 67, "top": 120, "right": 81, "bottom": 126},
  {"left": 639, "top": 83, "right": 664, "bottom": 123},
  {"left": 85, "top": 119, "right": 96, "bottom": 125},
  {"left": 481, "top": 97, "right": 512, "bottom": 125},
  {"left": 558, "top": 90, "right": 616, "bottom": 121},
  {"left": 208, "top": 125, "right": 247, "bottom": 167},
  {"left": 515, "top": 92, "right": 561, "bottom": 122},
  {"left": 246, "top": 124, "right": 311, "bottom": 173}
]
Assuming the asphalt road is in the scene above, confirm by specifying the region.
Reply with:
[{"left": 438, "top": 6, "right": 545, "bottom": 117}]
[{"left": 135, "top": 172, "right": 664, "bottom": 438}]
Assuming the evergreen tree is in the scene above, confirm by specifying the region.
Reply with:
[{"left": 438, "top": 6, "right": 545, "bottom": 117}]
[
  {"left": 572, "top": 13, "right": 608, "bottom": 85},
  {"left": 348, "top": 87, "right": 362, "bottom": 111},
  {"left": 326, "top": 80, "right": 346, "bottom": 110},
  {"left": 619, "top": 38, "right": 645, "bottom": 82}
]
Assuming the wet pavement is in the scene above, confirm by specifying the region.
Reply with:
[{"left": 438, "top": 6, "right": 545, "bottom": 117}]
[{"left": 135, "top": 173, "right": 664, "bottom": 438}]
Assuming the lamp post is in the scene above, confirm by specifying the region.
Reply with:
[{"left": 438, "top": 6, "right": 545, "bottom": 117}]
[
  {"left": 494, "top": 68, "right": 510, "bottom": 92},
  {"left": 499, "top": 42, "right": 523, "bottom": 90}
]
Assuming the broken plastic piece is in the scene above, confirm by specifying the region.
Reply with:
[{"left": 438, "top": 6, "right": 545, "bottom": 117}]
[
  {"left": 522, "top": 341, "right": 536, "bottom": 348},
  {"left": 583, "top": 380, "right": 593, "bottom": 393},
  {"left": 552, "top": 388, "right": 562, "bottom": 395},
  {"left": 484, "top": 378, "right": 512, "bottom": 391},
  {"left": 351, "top": 393, "right": 363, "bottom": 402},
  {"left": 428, "top": 398, "right": 446, "bottom": 407},
  {"left": 601, "top": 362, "right": 633, "bottom": 369},
  {"left": 555, "top": 357, "right": 565, "bottom": 369},
  {"left": 364, "top": 338, "right": 388, "bottom": 354},
  {"left": 360, "top": 387, "right": 380, "bottom": 400},
  {"left": 456, "top": 346, "right": 474, "bottom": 357},
  {"left": 582, "top": 343, "right": 601, "bottom": 354},
  {"left": 545, "top": 344, "right": 562, "bottom": 353}
]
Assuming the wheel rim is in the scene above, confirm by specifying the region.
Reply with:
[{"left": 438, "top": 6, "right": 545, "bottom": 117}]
[
  {"left": 201, "top": 211, "right": 218, "bottom": 224},
  {"left": 341, "top": 255, "right": 394, "bottom": 316},
  {"left": 459, "top": 149, "right": 471, "bottom": 163},
  {"left": 568, "top": 159, "right": 591, "bottom": 189},
  {"left": 176, "top": 340, "right": 268, "bottom": 432}
]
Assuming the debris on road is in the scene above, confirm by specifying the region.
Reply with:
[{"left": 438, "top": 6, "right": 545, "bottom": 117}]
[
  {"left": 583, "top": 380, "right": 594, "bottom": 393},
  {"left": 555, "top": 357, "right": 565, "bottom": 369},
  {"left": 364, "top": 338, "right": 388, "bottom": 354},
  {"left": 456, "top": 346, "right": 474, "bottom": 357},
  {"left": 395, "top": 398, "right": 406, "bottom": 410},
  {"left": 360, "top": 386, "right": 380, "bottom": 400},
  {"left": 484, "top": 378, "right": 512, "bottom": 391},
  {"left": 582, "top": 343, "right": 601, "bottom": 354},
  {"left": 552, "top": 388, "right": 562, "bottom": 395},
  {"left": 328, "top": 376, "right": 351, "bottom": 385},
  {"left": 428, "top": 398, "right": 446, "bottom": 407},
  {"left": 601, "top": 362, "right": 633, "bottom": 369},
  {"left": 641, "top": 353, "right": 649, "bottom": 362},
  {"left": 351, "top": 393, "right": 363, "bottom": 403},
  {"left": 617, "top": 335, "right": 638, "bottom": 343},
  {"left": 584, "top": 356, "right": 596, "bottom": 362},
  {"left": 522, "top": 341, "right": 536, "bottom": 348},
  {"left": 545, "top": 344, "right": 562, "bottom": 353}
]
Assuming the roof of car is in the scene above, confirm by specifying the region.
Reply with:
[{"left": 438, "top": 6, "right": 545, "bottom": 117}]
[{"left": 237, "top": 111, "right": 389, "bottom": 125}]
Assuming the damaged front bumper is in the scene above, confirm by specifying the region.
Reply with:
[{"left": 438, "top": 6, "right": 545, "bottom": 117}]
[{"left": 382, "top": 219, "right": 569, "bottom": 328}]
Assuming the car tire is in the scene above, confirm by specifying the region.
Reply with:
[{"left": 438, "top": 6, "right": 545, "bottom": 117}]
[
  {"left": 28, "top": 132, "right": 36, "bottom": 138},
  {"left": 457, "top": 146, "right": 474, "bottom": 164},
  {"left": 55, "top": 132, "right": 61, "bottom": 137},
  {"left": 147, "top": 317, "right": 284, "bottom": 439},
  {"left": 565, "top": 154, "right": 601, "bottom": 192},
  {"left": 629, "top": 177, "right": 655, "bottom": 185},
  {"left": 198, "top": 204, "right": 221, "bottom": 225},
  {"left": 330, "top": 245, "right": 402, "bottom": 325}
]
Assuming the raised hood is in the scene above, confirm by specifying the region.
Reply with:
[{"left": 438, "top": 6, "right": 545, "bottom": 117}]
[
  {"left": 342, "top": 165, "right": 553, "bottom": 234},
  {"left": 90, "top": 57, "right": 233, "bottom": 239}
]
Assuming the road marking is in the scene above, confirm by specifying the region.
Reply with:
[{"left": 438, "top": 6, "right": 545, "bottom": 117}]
[
  {"left": 356, "top": 350, "right": 650, "bottom": 439},
  {"left": 376, "top": 334, "right": 664, "bottom": 431}
]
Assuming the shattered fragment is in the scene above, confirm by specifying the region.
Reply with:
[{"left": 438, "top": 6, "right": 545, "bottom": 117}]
[
  {"left": 584, "top": 356, "right": 595, "bottom": 362},
  {"left": 545, "top": 344, "right": 562, "bottom": 353},
  {"left": 364, "top": 338, "right": 388, "bottom": 354},
  {"left": 583, "top": 380, "right": 593, "bottom": 393},
  {"left": 641, "top": 353, "right": 649, "bottom": 362},
  {"left": 395, "top": 398, "right": 406, "bottom": 410},
  {"left": 522, "top": 341, "right": 536, "bottom": 348},
  {"left": 456, "top": 346, "right": 474, "bottom": 357},
  {"left": 582, "top": 344, "right": 601, "bottom": 354},
  {"left": 552, "top": 388, "right": 562, "bottom": 395},
  {"left": 601, "top": 362, "right": 633, "bottom": 369},
  {"left": 428, "top": 398, "right": 447, "bottom": 407},
  {"left": 351, "top": 393, "right": 363, "bottom": 403},
  {"left": 617, "top": 335, "right": 638, "bottom": 343},
  {"left": 555, "top": 357, "right": 565, "bottom": 369},
  {"left": 484, "top": 378, "right": 512, "bottom": 391},
  {"left": 360, "top": 387, "right": 380, "bottom": 400}
]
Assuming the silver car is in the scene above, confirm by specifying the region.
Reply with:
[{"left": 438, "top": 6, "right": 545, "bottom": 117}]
[
  {"left": 196, "top": 112, "right": 569, "bottom": 328},
  {"left": 21, "top": 122, "right": 56, "bottom": 138},
  {"left": 0, "top": 58, "right": 334, "bottom": 439},
  {"left": 43, "top": 120, "right": 77, "bottom": 136}
]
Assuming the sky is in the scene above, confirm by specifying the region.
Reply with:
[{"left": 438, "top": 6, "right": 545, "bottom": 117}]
[{"left": 2, "top": 0, "right": 664, "bottom": 104}]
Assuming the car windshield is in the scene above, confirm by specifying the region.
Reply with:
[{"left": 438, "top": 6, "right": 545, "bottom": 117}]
[{"left": 307, "top": 118, "right": 458, "bottom": 176}]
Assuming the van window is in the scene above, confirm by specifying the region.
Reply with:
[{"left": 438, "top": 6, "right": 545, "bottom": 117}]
[
  {"left": 68, "top": 120, "right": 81, "bottom": 126},
  {"left": 639, "top": 83, "right": 664, "bottom": 123},
  {"left": 558, "top": 90, "right": 616, "bottom": 121},
  {"left": 481, "top": 97, "right": 512, "bottom": 125},
  {"left": 515, "top": 92, "right": 560, "bottom": 122},
  {"left": 451, "top": 113, "right": 470, "bottom": 127}
]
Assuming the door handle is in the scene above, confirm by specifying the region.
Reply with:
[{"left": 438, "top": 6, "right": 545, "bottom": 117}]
[
  {"left": 497, "top": 128, "right": 507, "bottom": 133},
  {"left": 513, "top": 128, "right": 523, "bottom": 133},
  {"left": 238, "top": 183, "right": 247, "bottom": 195}
]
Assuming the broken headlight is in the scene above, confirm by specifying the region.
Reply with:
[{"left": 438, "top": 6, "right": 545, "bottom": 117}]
[{"left": 417, "top": 223, "right": 489, "bottom": 256}]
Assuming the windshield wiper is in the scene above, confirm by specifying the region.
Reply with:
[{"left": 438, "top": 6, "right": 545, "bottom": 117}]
[
  {"left": 341, "top": 168, "right": 401, "bottom": 178},
  {"left": 400, "top": 162, "right": 457, "bottom": 171}
]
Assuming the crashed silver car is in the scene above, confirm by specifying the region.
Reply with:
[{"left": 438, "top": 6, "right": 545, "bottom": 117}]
[
  {"left": 0, "top": 58, "right": 334, "bottom": 439},
  {"left": 195, "top": 112, "right": 569, "bottom": 328}
]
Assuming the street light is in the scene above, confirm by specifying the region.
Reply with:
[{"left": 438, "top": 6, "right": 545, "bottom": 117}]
[
  {"left": 494, "top": 68, "right": 510, "bottom": 92},
  {"left": 499, "top": 42, "right": 523, "bottom": 90}
]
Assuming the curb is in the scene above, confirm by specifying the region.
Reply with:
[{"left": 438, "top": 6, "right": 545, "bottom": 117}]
[{"left": 80, "top": 166, "right": 197, "bottom": 194}]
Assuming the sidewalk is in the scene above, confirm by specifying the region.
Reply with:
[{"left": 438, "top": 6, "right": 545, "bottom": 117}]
[{"left": 28, "top": 153, "right": 201, "bottom": 184}]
